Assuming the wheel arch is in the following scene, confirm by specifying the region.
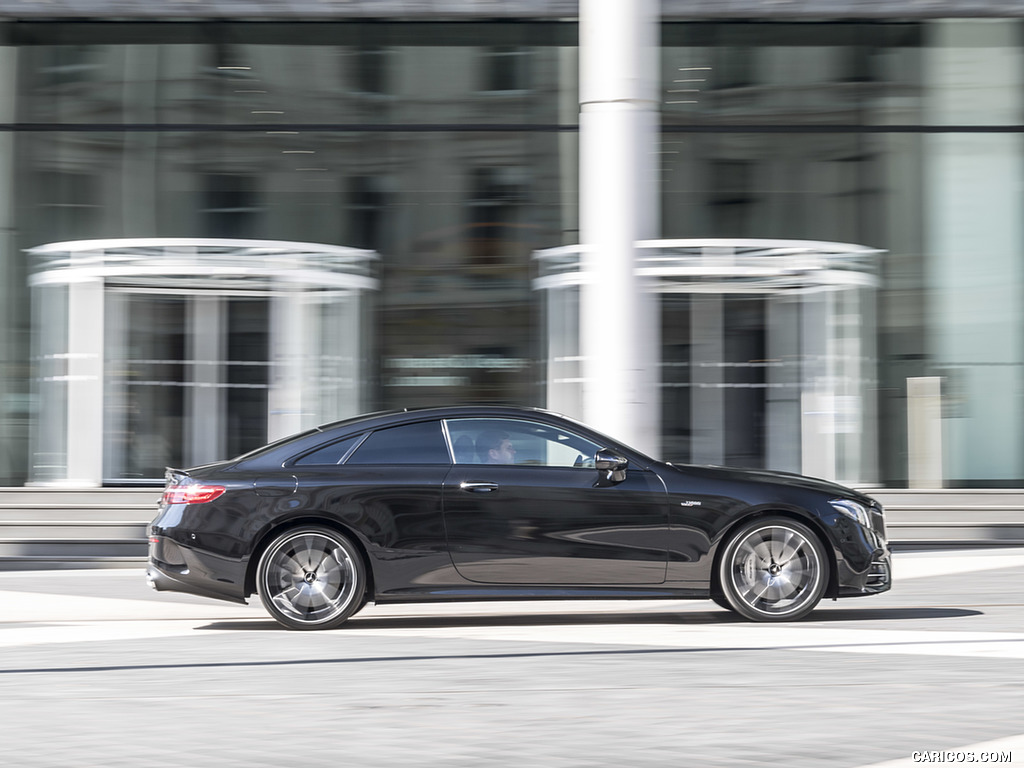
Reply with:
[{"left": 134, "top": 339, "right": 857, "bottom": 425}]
[
  {"left": 244, "top": 515, "right": 376, "bottom": 602},
  {"left": 709, "top": 507, "right": 840, "bottom": 601}
]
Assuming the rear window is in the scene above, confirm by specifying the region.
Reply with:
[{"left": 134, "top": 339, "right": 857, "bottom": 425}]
[{"left": 345, "top": 421, "right": 450, "bottom": 465}]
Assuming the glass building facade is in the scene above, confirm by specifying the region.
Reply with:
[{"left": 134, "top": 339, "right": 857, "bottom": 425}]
[{"left": 0, "top": 16, "right": 1022, "bottom": 488}]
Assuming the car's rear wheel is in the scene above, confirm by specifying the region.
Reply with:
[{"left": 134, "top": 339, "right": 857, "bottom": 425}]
[
  {"left": 717, "top": 517, "right": 828, "bottom": 622},
  {"left": 257, "top": 526, "right": 366, "bottom": 630}
]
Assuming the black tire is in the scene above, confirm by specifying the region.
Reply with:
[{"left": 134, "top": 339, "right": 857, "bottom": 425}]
[
  {"left": 257, "top": 526, "right": 366, "bottom": 630},
  {"left": 717, "top": 517, "right": 828, "bottom": 622},
  {"left": 710, "top": 593, "right": 733, "bottom": 612}
]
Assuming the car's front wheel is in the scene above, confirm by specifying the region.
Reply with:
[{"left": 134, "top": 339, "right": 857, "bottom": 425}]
[
  {"left": 717, "top": 517, "right": 828, "bottom": 622},
  {"left": 257, "top": 526, "right": 366, "bottom": 630}
]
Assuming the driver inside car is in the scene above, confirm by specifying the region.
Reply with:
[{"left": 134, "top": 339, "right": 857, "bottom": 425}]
[{"left": 475, "top": 430, "right": 517, "bottom": 464}]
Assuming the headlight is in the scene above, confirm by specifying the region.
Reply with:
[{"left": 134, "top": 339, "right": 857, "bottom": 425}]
[{"left": 830, "top": 498, "right": 871, "bottom": 528}]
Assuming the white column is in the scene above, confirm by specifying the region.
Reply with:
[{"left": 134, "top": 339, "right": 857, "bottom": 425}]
[
  {"left": 186, "top": 295, "right": 225, "bottom": 465},
  {"left": 578, "top": 0, "right": 660, "bottom": 456},
  {"left": 268, "top": 279, "right": 311, "bottom": 442},
  {"left": 907, "top": 376, "right": 944, "bottom": 489},
  {"left": 65, "top": 277, "right": 105, "bottom": 486},
  {"left": 801, "top": 289, "right": 837, "bottom": 481}
]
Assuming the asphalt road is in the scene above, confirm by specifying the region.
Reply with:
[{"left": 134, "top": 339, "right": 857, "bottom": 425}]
[{"left": 1, "top": 548, "right": 1024, "bottom": 768}]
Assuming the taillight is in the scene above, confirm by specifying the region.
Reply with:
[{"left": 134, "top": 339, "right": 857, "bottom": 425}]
[{"left": 162, "top": 484, "right": 226, "bottom": 505}]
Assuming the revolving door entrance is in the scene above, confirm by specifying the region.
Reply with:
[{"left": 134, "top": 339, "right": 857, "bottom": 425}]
[
  {"left": 28, "top": 238, "right": 378, "bottom": 487},
  {"left": 534, "top": 239, "right": 880, "bottom": 486}
]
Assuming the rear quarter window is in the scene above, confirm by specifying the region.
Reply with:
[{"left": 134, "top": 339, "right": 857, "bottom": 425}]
[
  {"left": 293, "top": 434, "right": 363, "bottom": 466},
  {"left": 345, "top": 421, "right": 450, "bottom": 465}
]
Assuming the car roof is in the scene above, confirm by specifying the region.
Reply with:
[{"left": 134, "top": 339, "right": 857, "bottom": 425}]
[
  {"left": 230, "top": 404, "right": 655, "bottom": 469},
  {"left": 315, "top": 404, "right": 558, "bottom": 433}
]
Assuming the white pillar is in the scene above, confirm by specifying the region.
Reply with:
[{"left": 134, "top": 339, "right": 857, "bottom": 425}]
[
  {"left": 268, "top": 277, "right": 311, "bottom": 442},
  {"left": 578, "top": 0, "right": 660, "bottom": 456},
  {"left": 801, "top": 290, "right": 837, "bottom": 481},
  {"left": 66, "top": 277, "right": 105, "bottom": 486},
  {"left": 187, "top": 295, "right": 225, "bottom": 465},
  {"left": 907, "top": 376, "right": 944, "bottom": 489}
]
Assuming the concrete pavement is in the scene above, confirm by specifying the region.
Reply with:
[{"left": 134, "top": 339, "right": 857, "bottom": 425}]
[{"left": 1, "top": 548, "right": 1023, "bottom": 767}]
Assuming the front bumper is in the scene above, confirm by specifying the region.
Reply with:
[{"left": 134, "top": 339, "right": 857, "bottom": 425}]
[
  {"left": 837, "top": 548, "right": 892, "bottom": 597},
  {"left": 830, "top": 495, "right": 892, "bottom": 597}
]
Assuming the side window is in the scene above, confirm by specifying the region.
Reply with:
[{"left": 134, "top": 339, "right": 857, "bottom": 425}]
[
  {"left": 446, "top": 418, "right": 599, "bottom": 468},
  {"left": 346, "top": 421, "right": 450, "bottom": 465},
  {"left": 293, "top": 434, "right": 362, "bottom": 466}
]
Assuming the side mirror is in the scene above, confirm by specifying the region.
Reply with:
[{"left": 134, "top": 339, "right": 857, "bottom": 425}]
[{"left": 595, "top": 448, "right": 629, "bottom": 485}]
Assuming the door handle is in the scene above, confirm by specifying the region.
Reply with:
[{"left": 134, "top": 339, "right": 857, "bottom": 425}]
[{"left": 460, "top": 482, "right": 499, "bottom": 493}]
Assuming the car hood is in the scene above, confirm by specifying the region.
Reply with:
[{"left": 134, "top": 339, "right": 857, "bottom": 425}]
[{"left": 664, "top": 462, "right": 874, "bottom": 503}]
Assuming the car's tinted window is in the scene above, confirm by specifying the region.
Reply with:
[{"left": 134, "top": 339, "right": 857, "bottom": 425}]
[
  {"left": 447, "top": 418, "right": 600, "bottom": 468},
  {"left": 345, "top": 421, "right": 450, "bottom": 465},
  {"left": 293, "top": 434, "right": 363, "bottom": 466}
]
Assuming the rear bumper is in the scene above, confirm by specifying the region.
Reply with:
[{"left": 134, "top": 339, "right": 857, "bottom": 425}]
[
  {"left": 147, "top": 534, "right": 249, "bottom": 605},
  {"left": 146, "top": 562, "right": 248, "bottom": 604}
]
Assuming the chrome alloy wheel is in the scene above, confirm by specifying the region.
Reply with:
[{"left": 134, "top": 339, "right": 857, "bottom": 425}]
[
  {"left": 257, "top": 526, "right": 365, "bottom": 630},
  {"left": 719, "top": 518, "right": 828, "bottom": 622}
]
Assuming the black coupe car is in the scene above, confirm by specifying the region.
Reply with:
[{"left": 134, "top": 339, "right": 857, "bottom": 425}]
[{"left": 147, "top": 405, "right": 891, "bottom": 629}]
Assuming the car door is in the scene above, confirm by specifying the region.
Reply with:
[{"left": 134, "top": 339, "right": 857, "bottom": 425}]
[
  {"left": 442, "top": 417, "right": 668, "bottom": 585},
  {"left": 291, "top": 421, "right": 452, "bottom": 555}
]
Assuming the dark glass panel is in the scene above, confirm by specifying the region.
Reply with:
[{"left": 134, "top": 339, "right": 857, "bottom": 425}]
[
  {"left": 346, "top": 421, "right": 449, "bottom": 465},
  {"left": 202, "top": 174, "right": 261, "bottom": 239},
  {"left": 347, "top": 175, "right": 390, "bottom": 252},
  {"left": 294, "top": 434, "right": 362, "bottom": 466},
  {"left": 226, "top": 298, "right": 269, "bottom": 459},
  {"left": 114, "top": 295, "right": 186, "bottom": 480},
  {"left": 661, "top": 132, "right": 882, "bottom": 243}
]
